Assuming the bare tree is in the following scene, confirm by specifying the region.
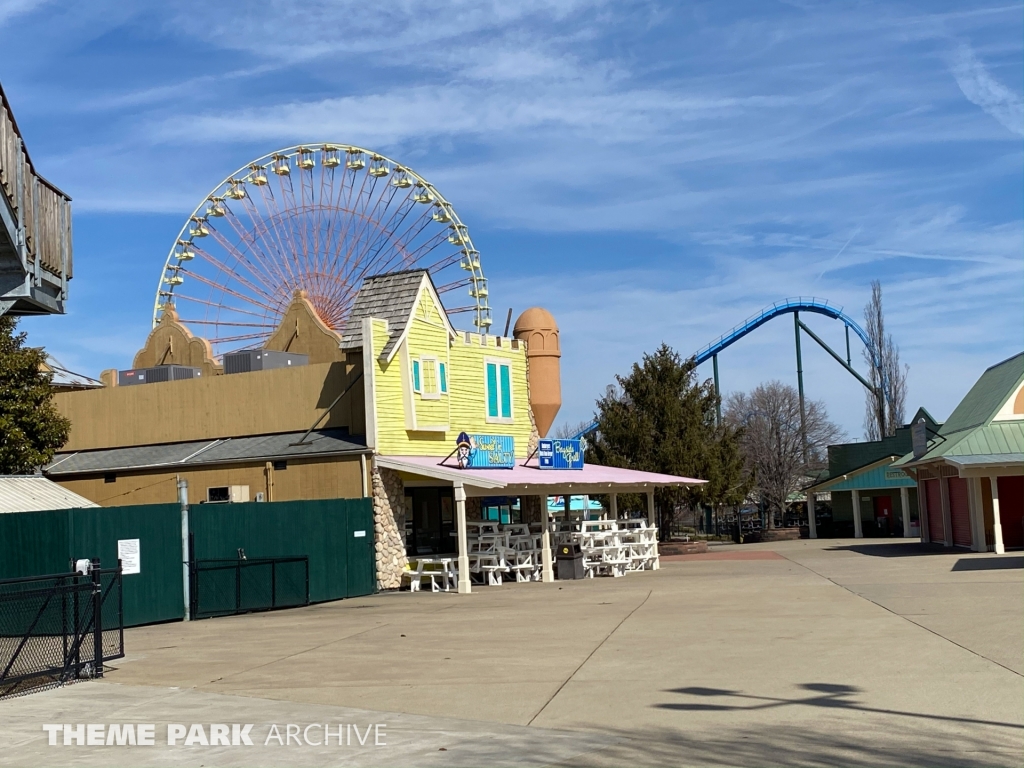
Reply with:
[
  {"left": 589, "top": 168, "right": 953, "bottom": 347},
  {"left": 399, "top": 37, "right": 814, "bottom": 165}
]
[
  {"left": 724, "top": 381, "right": 844, "bottom": 528},
  {"left": 863, "top": 280, "right": 909, "bottom": 440}
]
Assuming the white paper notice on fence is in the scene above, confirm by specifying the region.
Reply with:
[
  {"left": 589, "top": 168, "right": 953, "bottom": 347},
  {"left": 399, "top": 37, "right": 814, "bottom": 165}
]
[
  {"left": 117, "top": 539, "right": 141, "bottom": 575},
  {"left": 353, "top": 530, "right": 366, "bottom": 538}
]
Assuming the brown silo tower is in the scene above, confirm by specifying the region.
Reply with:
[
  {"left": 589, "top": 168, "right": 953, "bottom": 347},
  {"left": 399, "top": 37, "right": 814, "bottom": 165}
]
[{"left": 513, "top": 307, "right": 561, "bottom": 438}]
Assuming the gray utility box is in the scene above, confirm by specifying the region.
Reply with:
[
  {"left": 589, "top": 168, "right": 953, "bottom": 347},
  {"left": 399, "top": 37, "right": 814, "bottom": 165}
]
[
  {"left": 223, "top": 350, "right": 309, "bottom": 375},
  {"left": 556, "top": 543, "right": 585, "bottom": 580},
  {"left": 118, "top": 365, "right": 202, "bottom": 387}
]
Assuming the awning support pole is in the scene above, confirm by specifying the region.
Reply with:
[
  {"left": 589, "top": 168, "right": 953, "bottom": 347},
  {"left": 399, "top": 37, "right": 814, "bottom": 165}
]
[
  {"left": 807, "top": 492, "right": 817, "bottom": 539},
  {"left": 900, "top": 486, "right": 911, "bottom": 538},
  {"left": 991, "top": 477, "right": 1004, "bottom": 554},
  {"left": 454, "top": 482, "right": 471, "bottom": 593},
  {"left": 541, "top": 495, "right": 555, "bottom": 583},
  {"left": 610, "top": 493, "right": 618, "bottom": 520},
  {"left": 646, "top": 490, "right": 656, "bottom": 528}
]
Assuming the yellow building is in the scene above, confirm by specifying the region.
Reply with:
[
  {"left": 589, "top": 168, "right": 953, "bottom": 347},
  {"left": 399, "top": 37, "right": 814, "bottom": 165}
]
[{"left": 47, "top": 269, "right": 700, "bottom": 592}]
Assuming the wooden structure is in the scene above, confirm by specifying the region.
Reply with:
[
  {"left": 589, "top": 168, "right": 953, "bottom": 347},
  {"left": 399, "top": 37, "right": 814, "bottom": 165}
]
[{"left": 0, "top": 81, "right": 73, "bottom": 316}]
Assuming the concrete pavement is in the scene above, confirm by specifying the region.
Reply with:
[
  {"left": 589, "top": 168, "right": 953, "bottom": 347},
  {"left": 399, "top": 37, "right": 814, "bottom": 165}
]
[{"left": 1, "top": 538, "right": 1020, "bottom": 767}]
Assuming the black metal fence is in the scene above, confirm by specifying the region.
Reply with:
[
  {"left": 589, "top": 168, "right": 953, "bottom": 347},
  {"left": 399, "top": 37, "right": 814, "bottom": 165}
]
[
  {"left": 189, "top": 556, "right": 309, "bottom": 619},
  {"left": 0, "top": 561, "right": 123, "bottom": 698}
]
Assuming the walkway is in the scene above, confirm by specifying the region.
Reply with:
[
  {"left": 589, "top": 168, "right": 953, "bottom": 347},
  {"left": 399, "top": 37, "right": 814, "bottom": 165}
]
[{"left": 1, "top": 539, "right": 1020, "bottom": 766}]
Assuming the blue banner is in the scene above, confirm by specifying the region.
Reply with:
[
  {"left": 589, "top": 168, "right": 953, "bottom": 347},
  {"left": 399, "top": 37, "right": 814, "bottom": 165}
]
[
  {"left": 454, "top": 432, "right": 515, "bottom": 469},
  {"left": 538, "top": 438, "right": 585, "bottom": 470}
]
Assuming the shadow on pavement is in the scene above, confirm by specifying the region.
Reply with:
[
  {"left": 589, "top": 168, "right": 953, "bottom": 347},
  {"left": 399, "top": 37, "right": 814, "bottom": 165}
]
[
  {"left": 556, "top": 720, "right": 1022, "bottom": 768},
  {"left": 825, "top": 542, "right": 957, "bottom": 558},
  {"left": 952, "top": 556, "right": 1024, "bottom": 571},
  {"left": 654, "top": 683, "right": 1024, "bottom": 731}
]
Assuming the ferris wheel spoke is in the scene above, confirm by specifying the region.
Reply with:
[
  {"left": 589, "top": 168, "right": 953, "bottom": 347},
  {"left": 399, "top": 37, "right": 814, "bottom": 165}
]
[
  {"left": 204, "top": 222, "right": 285, "bottom": 300},
  {"left": 169, "top": 293, "right": 273, "bottom": 320},
  {"left": 191, "top": 246, "right": 281, "bottom": 306},
  {"left": 276, "top": 174, "right": 308, "bottom": 287},
  {"left": 180, "top": 268, "right": 281, "bottom": 314},
  {"left": 178, "top": 319, "right": 277, "bottom": 328},
  {"left": 243, "top": 189, "right": 299, "bottom": 287},
  {"left": 208, "top": 331, "right": 274, "bottom": 345},
  {"left": 435, "top": 277, "right": 471, "bottom": 293},
  {"left": 355, "top": 195, "right": 419, "bottom": 274},
  {"left": 220, "top": 204, "right": 293, "bottom": 291},
  {"left": 252, "top": 183, "right": 300, "bottom": 287},
  {"left": 263, "top": 177, "right": 305, "bottom": 286},
  {"left": 333, "top": 167, "right": 377, "bottom": 279}
]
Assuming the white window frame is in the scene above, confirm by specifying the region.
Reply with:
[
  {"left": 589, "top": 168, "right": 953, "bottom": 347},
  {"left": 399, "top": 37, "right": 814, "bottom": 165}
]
[
  {"left": 419, "top": 356, "right": 441, "bottom": 400},
  {"left": 484, "top": 357, "right": 514, "bottom": 424}
]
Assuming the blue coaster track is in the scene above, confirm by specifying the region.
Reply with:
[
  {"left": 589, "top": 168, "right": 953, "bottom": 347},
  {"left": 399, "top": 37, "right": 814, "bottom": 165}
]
[
  {"left": 570, "top": 297, "right": 875, "bottom": 440},
  {"left": 692, "top": 297, "right": 870, "bottom": 366}
]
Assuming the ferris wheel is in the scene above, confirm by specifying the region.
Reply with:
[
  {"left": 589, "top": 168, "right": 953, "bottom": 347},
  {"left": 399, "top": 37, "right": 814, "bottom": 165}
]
[{"left": 153, "top": 144, "right": 492, "bottom": 357}]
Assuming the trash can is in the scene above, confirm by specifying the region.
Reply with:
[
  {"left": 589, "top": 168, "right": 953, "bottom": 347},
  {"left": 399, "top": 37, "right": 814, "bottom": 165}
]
[{"left": 556, "top": 543, "right": 585, "bottom": 580}]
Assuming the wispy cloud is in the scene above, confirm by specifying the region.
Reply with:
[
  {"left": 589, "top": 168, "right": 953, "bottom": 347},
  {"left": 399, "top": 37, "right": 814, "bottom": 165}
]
[{"left": 950, "top": 43, "right": 1024, "bottom": 136}]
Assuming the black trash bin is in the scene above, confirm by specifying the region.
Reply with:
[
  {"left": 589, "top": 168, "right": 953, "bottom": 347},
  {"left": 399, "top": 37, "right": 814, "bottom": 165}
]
[{"left": 556, "top": 543, "right": 585, "bottom": 580}]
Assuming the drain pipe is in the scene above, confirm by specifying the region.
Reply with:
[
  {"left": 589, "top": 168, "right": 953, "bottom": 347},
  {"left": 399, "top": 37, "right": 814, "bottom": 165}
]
[{"left": 177, "top": 476, "right": 191, "bottom": 621}]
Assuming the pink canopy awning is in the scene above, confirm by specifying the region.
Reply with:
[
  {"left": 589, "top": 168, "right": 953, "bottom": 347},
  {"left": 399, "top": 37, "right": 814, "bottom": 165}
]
[{"left": 376, "top": 455, "right": 706, "bottom": 497}]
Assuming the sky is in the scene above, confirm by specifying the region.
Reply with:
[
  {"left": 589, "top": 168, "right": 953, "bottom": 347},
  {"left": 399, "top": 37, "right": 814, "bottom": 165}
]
[{"left": 2, "top": 0, "right": 1021, "bottom": 440}]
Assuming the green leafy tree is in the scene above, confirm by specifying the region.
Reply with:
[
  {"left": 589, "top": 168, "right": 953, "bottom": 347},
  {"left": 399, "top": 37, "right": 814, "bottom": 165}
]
[
  {"left": 589, "top": 344, "right": 749, "bottom": 538},
  {"left": 0, "top": 317, "right": 70, "bottom": 474}
]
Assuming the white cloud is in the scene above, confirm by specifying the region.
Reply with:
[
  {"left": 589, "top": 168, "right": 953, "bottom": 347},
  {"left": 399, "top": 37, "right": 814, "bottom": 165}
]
[{"left": 950, "top": 43, "right": 1024, "bottom": 136}]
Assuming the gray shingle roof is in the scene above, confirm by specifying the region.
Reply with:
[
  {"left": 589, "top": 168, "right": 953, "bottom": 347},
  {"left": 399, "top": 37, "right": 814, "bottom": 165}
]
[
  {"left": 45, "top": 430, "right": 368, "bottom": 476},
  {"left": 340, "top": 270, "right": 428, "bottom": 358}
]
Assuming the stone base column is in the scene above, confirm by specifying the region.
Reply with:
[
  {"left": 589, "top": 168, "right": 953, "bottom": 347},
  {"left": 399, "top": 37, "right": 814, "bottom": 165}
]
[{"left": 371, "top": 464, "right": 408, "bottom": 590}]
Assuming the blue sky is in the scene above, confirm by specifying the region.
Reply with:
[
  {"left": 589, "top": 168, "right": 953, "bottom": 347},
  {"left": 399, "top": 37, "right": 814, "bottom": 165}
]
[{"left": 3, "top": 0, "right": 1021, "bottom": 438}]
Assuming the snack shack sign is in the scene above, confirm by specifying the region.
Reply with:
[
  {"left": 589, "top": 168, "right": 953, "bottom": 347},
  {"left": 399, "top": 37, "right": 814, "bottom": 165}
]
[
  {"left": 538, "top": 439, "right": 584, "bottom": 470},
  {"left": 454, "top": 432, "right": 515, "bottom": 469}
]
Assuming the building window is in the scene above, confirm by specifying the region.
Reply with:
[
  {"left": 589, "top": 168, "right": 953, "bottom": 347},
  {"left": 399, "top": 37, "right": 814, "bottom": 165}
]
[
  {"left": 103, "top": 473, "right": 116, "bottom": 484},
  {"left": 273, "top": 460, "right": 288, "bottom": 471},
  {"left": 485, "top": 360, "right": 513, "bottom": 422},
  {"left": 415, "top": 357, "right": 444, "bottom": 399}
]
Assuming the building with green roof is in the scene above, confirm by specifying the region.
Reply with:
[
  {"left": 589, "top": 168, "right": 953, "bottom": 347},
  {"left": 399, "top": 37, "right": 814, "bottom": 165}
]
[
  {"left": 805, "top": 408, "right": 941, "bottom": 539},
  {"left": 893, "top": 352, "right": 1024, "bottom": 553}
]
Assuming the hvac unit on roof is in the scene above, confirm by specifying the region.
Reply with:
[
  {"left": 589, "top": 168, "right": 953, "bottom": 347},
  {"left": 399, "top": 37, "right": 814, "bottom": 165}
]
[
  {"left": 118, "top": 365, "right": 202, "bottom": 386},
  {"left": 223, "top": 350, "right": 309, "bottom": 375}
]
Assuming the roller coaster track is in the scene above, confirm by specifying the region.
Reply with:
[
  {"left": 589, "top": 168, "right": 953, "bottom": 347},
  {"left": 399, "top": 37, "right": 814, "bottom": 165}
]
[
  {"left": 570, "top": 297, "right": 876, "bottom": 440},
  {"left": 691, "top": 297, "right": 870, "bottom": 366}
]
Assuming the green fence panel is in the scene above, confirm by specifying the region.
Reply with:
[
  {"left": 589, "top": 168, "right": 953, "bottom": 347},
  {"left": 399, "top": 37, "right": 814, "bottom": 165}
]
[
  {"left": 70, "top": 504, "right": 184, "bottom": 627},
  {"left": 189, "top": 498, "right": 374, "bottom": 602},
  {"left": 0, "top": 508, "right": 70, "bottom": 579}
]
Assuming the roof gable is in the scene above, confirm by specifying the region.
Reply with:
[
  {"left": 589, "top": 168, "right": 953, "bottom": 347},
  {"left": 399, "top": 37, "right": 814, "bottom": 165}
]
[
  {"left": 341, "top": 270, "right": 429, "bottom": 353},
  {"left": 340, "top": 270, "right": 455, "bottom": 362},
  {"left": 939, "top": 352, "right": 1024, "bottom": 437}
]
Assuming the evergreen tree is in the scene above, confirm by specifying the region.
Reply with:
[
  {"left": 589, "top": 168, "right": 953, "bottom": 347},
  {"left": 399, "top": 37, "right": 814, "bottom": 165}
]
[
  {"left": 0, "top": 316, "right": 70, "bottom": 474},
  {"left": 589, "top": 344, "right": 748, "bottom": 538}
]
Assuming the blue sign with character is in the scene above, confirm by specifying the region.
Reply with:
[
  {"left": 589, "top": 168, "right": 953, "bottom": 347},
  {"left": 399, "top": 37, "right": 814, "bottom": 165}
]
[
  {"left": 455, "top": 432, "right": 515, "bottom": 469},
  {"left": 538, "top": 438, "right": 585, "bottom": 470}
]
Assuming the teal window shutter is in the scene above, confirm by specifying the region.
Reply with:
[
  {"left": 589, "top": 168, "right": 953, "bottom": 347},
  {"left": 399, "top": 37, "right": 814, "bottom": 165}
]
[
  {"left": 486, "top": 363, "right": 499, "bottom": 418},
  {"left": 499, "top": 364, "right": 512, "bottom": 419},
  {"left": 412, "top": 360, "right": 421, "bottom": 392},
  {"left": 439, "top": 363, "right": 447, "bottom": 393}
]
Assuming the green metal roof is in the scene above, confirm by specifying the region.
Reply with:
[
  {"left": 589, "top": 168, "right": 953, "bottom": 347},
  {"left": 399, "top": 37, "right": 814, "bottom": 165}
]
[
  {"left": 939, "top": 353, "right": 1024, "bottom": 436},
  {"left": 895, "top": 352, "right": 1024, "bottom": 467}
]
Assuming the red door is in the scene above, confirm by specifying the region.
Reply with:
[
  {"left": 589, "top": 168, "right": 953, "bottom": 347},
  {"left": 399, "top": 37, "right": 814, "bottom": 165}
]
[
  {"left": 997, "top": 476, "right": 1024, "bottom": 549},
  {"left": 948, "top": 477, "right": 972, "bottom": 548},
  {"left": 873, "top": 496, "right": 893, "bottom": 536},
  {"left": 925, "top": 479, "right": 944, "bottom": 544}
]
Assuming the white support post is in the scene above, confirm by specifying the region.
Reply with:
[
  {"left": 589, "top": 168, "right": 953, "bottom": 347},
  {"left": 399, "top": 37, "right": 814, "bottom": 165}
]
[
  {"left": 177, "top": 477, "right": 190, "bottom": 621},
  {"left": 990, "top": 476, "right": 1005, "bottom": 555},
  {"left": 610, "top": 493, "right": 618, "bottom": 520},
  {"left": 851, "top": 490, "right": 863, "bottom": 539},
  {"left": 540, "top": 498, "right": 554, "bottom": 583},
  {"left": 968, "top": 478, "right": 986, "bottom": 553},
  {"left": 900, "top": 486, "right": 912, "bottom": 538},
  {"left": 454, "top": 483, "right": 471, "bottom": 594},
  {"left": 807, "top": 492, "right": 817, "bottom": 539},
  {"left": 646, "top": 490, "right": 656, "bottom": 528}
]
